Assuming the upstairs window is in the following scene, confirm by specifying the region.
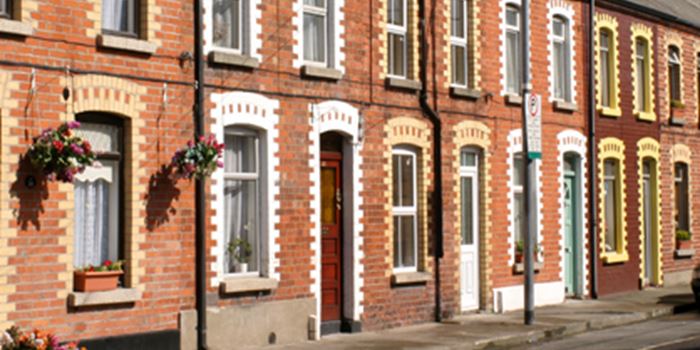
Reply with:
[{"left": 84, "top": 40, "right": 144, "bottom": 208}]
[
  {"left": 603, "top": 159, "right": 621, "bottom": 253},
  {"left": 599, "top": 29, "right": 613, "bottom": 108},
  {"left": 668, "top": 46, "right": 682, "bottom": 105},
  {"left": 451, "top": 0, "right": 468, "bottom": 87},
  {"left": 0, "top": 0, "right": 11, "bottom": 19},
  {"left": 392, "top": 147, "right": 417, "bottom": 272},
  {"left": 388, "top": 0, "right": 407, "bottom": 78},
  {"left": 635, "top": 38, "right": 649, "bottom": 113},
  {"left": 102, "top": 0, "right": 139, "bottom": 37},
  {"left": 505, "top": 5, "right": 521, "bottom": 94},
  {"left": 552, "top": 16, "right": 571, "bottom": 101},
  {"left": 213, "top": 0, "right": 243, "bottom": 52},
  {"left": 674, "top": 162, "right": 689, "bottom": 231},
  {"left": 303, "top": 0, "right": 329, "bottom": 65}
]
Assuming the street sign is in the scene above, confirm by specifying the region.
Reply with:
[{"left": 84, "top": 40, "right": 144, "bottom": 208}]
[{"left": 525, "top": 93, "right": 542, "bottom": 159}]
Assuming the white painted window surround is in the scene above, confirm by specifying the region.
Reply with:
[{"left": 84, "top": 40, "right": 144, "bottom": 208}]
[
  {"left": 387, "top": 0, "right": 408, "bottom": 78},
  {"left": 209, "top": 92, "right": 280, "bottom": 286},
  {"left": 203, "top": 0, "right": 263, "bottom": 60},
  {"left": 547, "top": 1, "right": 577, "bottom": 103},
  {"left": 451, "top": 0, "right": 469, "bottom": 87},
  {"left": 293, "top": 0, "right": 345, "bottom": 72}
]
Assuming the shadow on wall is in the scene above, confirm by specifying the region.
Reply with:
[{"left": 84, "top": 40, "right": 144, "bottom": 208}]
[
  {"left": 10, "top": 154, "right": 48, "bottom": 231},
  {"left": 145, "top": 164, "right": 181, "bottom": 231}
]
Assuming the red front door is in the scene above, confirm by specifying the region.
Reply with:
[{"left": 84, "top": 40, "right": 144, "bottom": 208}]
[{"left": 321, "top": 154, "right": 342, "bottom": 322}]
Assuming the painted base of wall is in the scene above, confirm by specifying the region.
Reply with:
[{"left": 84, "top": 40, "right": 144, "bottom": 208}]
[
  {"left": 664, "top": 270, "right": 693, "bottom": 287},
  {"left": 180, "top": 298, "right": 316, "bottom": 350},
  {"left": 78, "top": 329, "right": 179, "bottom": 350},
  {"left": 493, "top": 281, "right": 566, "bottom": 313}
]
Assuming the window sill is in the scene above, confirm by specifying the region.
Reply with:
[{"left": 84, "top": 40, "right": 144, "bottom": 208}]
[
  {"left": 512, "top": 261, "right": 543, "bottom": 274},
  {"left": 391, "top": 271, "right": 431, "bottom": 286},
  {"left": 386, "top": 77, "right": 422, "bottom": 91},
  {"left": 669, "top": 117, "right": 687, "bottom": 127},
  {"left": 602, "top": 251, "right": 629, "bottom": 265},
  {"left": 554, "top": 100, "right": 577, "bottom": 113},
  {"left": 301, "top": 65, "right": 343, "bottom": 81},
  {"left": 220, "top": 277, "right": 278, "bottom": 294},
  {"left": 208, "top": 51, "right": 259, "bottom": 69},
  {"left": 97, "top": 34, "right": 157, "bottom": 55},
  {"left": 505, "top": 94, "right": 522, "bottom": 105},
  {"left": 68, "top": 288, "right": 141, "bottom": 308},
  {"left": 674, "top": 249, "right": 695, "bottom": 259},
  {"left": 0, "top": 18, "right": 33, "bottom": 37},
  {"left": 635, "top": 111, "right": 656, "bottom": 122},
  {"left": 450, "top": 86, "right": 481, "bottom": 100},
  {"left": 599, "top": 106, "right": 622, "bottom": 118}
]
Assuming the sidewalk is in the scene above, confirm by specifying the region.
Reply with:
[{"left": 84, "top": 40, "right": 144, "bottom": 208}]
[{"left": 263, "top": 285, "right": 696, "bottom": 350}]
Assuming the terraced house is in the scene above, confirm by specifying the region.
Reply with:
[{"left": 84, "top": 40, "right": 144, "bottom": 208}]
[{"left": 0, "top": 0, "right": 700, "bottom": 349}]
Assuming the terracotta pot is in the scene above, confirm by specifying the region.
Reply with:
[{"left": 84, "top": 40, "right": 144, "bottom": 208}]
[
  {"left": 74, "top": 270, "right": 123, "bottom": 292},
  {"left": 515, "top": 252, "right": 524, "bottom": 264},
  {"left": 677, "top": 240, "right": 692, "bottom": 251}
]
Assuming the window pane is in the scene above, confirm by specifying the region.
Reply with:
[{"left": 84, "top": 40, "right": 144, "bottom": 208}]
[
  {"left": 513, "top": 153, "right": 524, "bottom": 186},
  {"left": 461, "top": 150, "right": 476, "bottom": 167},
  {"left": 461, "top": 176, "right": 474, "bottom": 245},
  {"left": 400, "top": 154, "right": 414, "bottom": 207},
  {"left": 304, "top": 0, "right": 325, "bottom": 6},
  {"left": 553, "top": 18, "right": 564, "bottom": 37},
  {"left": 393, "top": 215, "right": 416, "bottom": 268},
  {"left": 303, "top": 12, "right": 326, "bottom": 63},
  {"left": 506, "top": 30, "right": 521, "bottom": 93},
  {"left": 0, "top": 0, "right": 8, "bottom": 17},
  {"left": 636, "top": 54, "right": 646, "bottom": 111},
  {"left": 102, "top": 0, "right": 133, "bottom": 33},
  {"left": 389, "top": 0, "right": 404, "bottom": 26},
  {"left": 600, "top": 33, "right": 610, "bottom": 107},
  {"left": 452, "top": 45, "right": 467, "bottom": 86},
  {"left": 451, "top": 0, "right": 465, "bottom": 38},
  {"left": 514, "top": 192, "right": 524, "bottom": 245},
  {"left": 224, "top": 179, "right": 259, "bottom": 273},
  {"left": 554, "top": 41, "right": 564, "bottom": 99},
  {"left": 75, "top": 122, "right": 121, "bottom": 153},
  {"left": 213, "top": 0, "right": 241, "bottom": 50},
  {"left": 675, "top": 163, "right": 689, "bottom": 231},
  {"left": 506, "top": 6, "right": 519, "bottom": 27},
  {"left": 604, "top": 160, "right": 618, "bottom": 253},
  {"left": 225, "top": 132, "right": 257, "bottom": 173},
  {"left": 321, "top": 167, "right": 337, "bottom": 225},
  {"left": 392, "top": 154, "right": 401, "bottom": 206},
  {"left": 389, "top": 33, "right": 406, "bottom": 77}
]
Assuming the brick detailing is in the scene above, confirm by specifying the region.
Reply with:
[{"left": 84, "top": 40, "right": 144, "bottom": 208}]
[
  {"left": 630, "top": 23, "right": 656, "bottom": 121},
  {"left": 636, "top": 137, "right": 662, "bottom": 285},
  {"left": 452, "top": 120, "right": 491, "bottom": 310},
  {"left": 378, "top": 0, "right": 419, "bottom": 80},
  {"left": 594, "top": 13, "right": 622, "bottom": 117},
  {"left": 546, "top": 0, "right": 577, "bottom": 103},
  {"left": 203, "top": 0, "right": 263, "bottom": 60},
  {"left": 384, "top": 117, "right": 432, "bottom": 275},
  {"left": 499, "top": 0, "right": 531, "bottom": 96},
  {"left": 443, "top": 0, "right": 483, "bottom": 90},
  {"left": 597, "top": 137, "right": 628, "bottom": 264},
  {"left": 18, "top": 0, "right": 39, "bottom": 29},
  {"left": 292, "top": 0, "right": 346, "bottom": 71}
]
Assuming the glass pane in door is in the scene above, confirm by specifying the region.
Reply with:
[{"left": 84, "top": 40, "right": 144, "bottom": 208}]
[{"left": 461, "top": 176, "right": 474, "bottom": 245}]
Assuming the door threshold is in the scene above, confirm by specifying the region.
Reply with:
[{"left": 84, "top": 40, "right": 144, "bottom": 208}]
[{"left": 321, "top": 321, "right": 341, "bottom": 336}]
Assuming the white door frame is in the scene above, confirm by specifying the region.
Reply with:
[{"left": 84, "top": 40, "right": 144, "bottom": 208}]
[{"left": 460, "top": 148, "right": 480, "bottom": 311}]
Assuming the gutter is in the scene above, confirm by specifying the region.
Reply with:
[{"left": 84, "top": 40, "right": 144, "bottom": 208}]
[
  {"left": 587, "top": 0, "right": 599, "bottom": 299},
  {"left": 605, "top": 0, "right": 700, "bottom": 33},
  {"left": 418, "top": 0, "right": 444, "bottom": 322},
  {"left": 193, "top": 0, "right": 209, "bottom": 348}
]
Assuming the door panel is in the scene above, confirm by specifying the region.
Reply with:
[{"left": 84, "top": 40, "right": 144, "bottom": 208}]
[
  {"left": 460, "top": 167, "right": 479, "bottom": 311},
  {"left": 321, "top": 158, "right": 342, "bottom": 322},
  {"left": 564, "top": 175, "right": 576, "bottom": 295}
]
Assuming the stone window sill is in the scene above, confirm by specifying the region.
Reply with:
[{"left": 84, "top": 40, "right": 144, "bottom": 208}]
[
  {"left": 391, "top": 271, "right": 431, "bottom": 286},
  {"left": 386, "top": 77, "right": 422, "bottom": 91},
  {"left": 301, "top": 65, "right": 342, "bottom": 81},
  {"left": 208, "top": 51, "right": 259, "bottom": 69},
  {"left": 97, "top": 34, "right": 157, "bottom": 55},
  {"left": 674, "top": 249, "right": 695, "bottom": 259},
  {"left": 68, "top": 288, "right": 141, "bottom": 308},
  {"left": 512, "top": 261, "right": 543, "bottom": 274},
  {"left": 602, "top": 251, "right": 629, "bottom": 265},
  {"left": 505, "top": 94, "right": 522, "bottom": 105},
  {"left": 0, "top": 18, "right": 33, "bottom": 37},
  {"left": 220, "top": 277, "right": 278, "bottom": 294},
  {"left": 450, "top": 86, "right": 481, "bottom": 100},
  {"left": 670, "top": 117, "right": 686, "bottom": 127},
  {"left": 599, "top": 106, "right": 622, "bottom": 118},
  {"left": 635, "top": 111, "right": 656, "bottom": 122},
  {"left": 554, "top": 100, "right": 577, "bottom": 113}
]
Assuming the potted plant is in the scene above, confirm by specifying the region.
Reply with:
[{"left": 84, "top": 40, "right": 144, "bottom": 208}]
[
  {"left": 73, "top": 260, "right": 124, "bottom": 292},
  {"left": 171, "top": 134, "right": 224, "bottom": 180},
  {"left": 515, "top": 240, "right": 524, "bottom": 263},
  {"left": 671, "top": 99, "right": 685, "bottom": 110},
  {"left": 227, "top": 238, "right": 252, "bottom": 273},
  {"left": 1, "top": 326, "right": 83, "bottom": 350},
  {"left": 27, "top": 121, "right": 96, "bottom": 183},
  {"left": 676, "top": 230, "right": 692, "bottom": 250}
]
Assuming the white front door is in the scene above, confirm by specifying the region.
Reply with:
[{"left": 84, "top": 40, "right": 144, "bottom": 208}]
[{"left": 460, "top": 149, "right": 479, "bottom": 311}]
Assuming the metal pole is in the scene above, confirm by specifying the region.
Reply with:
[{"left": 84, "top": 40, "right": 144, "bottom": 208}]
[
  {"left": 587, "top": 0, "right": 599, "bottom": 300},
  {"left": 520, "top": 0, "right": 535, "bottom": 325}
]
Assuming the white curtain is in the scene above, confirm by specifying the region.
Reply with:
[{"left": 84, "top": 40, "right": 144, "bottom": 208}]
[
  {"left": 213, "top": 0, "right": 240, "bottom": 49},
  {"left": 506, "top": 30, "right": 520, "bottom": 93},
  {"left": 74, "top": 180, "right": 110, "bottom": 268},
  {"left": 303, "top": 12, "right": 326, "bottom": 62}
]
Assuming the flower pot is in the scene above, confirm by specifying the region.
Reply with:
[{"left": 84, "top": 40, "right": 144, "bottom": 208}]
[
  {"left": 515, "top": 252, "right": 524, "bottom": 264},
  {"left": 236, "top": 263, "right": 249, "bottom": 273},
  {"left": 73, "top": 270, "right": 123, "bottom": 292},
  {"left": 677, "top": 240, "right": 692, "bottom": 250}
]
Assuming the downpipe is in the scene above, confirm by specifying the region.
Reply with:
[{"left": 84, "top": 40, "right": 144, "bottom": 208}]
[{"left": 587, "top": 0, "right": 599, "bottom": 299}]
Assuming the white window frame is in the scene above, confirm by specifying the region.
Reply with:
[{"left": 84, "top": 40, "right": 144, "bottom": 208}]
[
  {"left": 387, "top": 0, "right": 408, "bottom": 79},
  {"left": 212, "top": 0, "right": 245, "bottom": 54},
  {"left": 302, "top": 0, "right": 329, "bottom": 66},
  {"left": 392, "top": 147, "right": 418, "bottom": 273},
  {"left": 451, "top": 0, "right": 469, "bottom": 87},
  {"left": 460, "top": 148, "right": 479, "bottom": 246},
  {"left": 635, "top": 38, "right": 648, "bottom": 112},
  {"left": 505, "top": 4, "right": 521, "bottom": 95},
  {"left": 102, "top": 0, "right": 140, "bottom": 38},
  {"left": 552, "top": 15, "right": 571, "bottom": 102}
]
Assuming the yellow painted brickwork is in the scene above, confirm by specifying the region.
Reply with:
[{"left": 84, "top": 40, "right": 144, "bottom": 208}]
[
  {"left": 598, "top": 137, "right": 628, "bottom": 264},
  {"left": 384, "top": 117, "right": 432, "bottom": 276},
  {"left": 630, "top": 23, "right": 656, "bottom": 121},
  {"left": 379, "top": 0, "right": 419, "bottom": 80},
  {"left": 636, "top": 138, "right": 662, "bottom": 285},
  {"left": 595, "top": 13, "right": 621, "bottom": 117},
  {"left": 18, "top": 0, "right": 39, "bottom": 28},
  {"left": 86, "top": 0, "right": 162, "bottom": 46},
  {"left": 452, "top": 120, "right": 491, "bottom": 310}
]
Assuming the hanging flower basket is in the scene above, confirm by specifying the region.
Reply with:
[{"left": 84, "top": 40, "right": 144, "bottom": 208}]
[
  {"left": 27, "top": 121, "right": 96, "bottom": 183},
  {"left": 171, "top": 134, "right": 224, "bottom": 180},
  {"left": 73, "top": 260, "right": 124, "bottom": 292},
  {"left": 1, "top": 325, "right": 83, "bottom": 350}
]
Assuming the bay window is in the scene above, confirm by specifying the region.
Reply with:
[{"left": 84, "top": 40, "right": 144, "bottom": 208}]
[
  {"left": 451, "top": 0, "right": 468, "bottom": 87},
  {"left": 392, "top": 147, "right": 417, "bottom": 271},
  {"left": 102, "top": 0, "right": 139, "bottom": 37},
  {"left": 388, "top": 0, "right": 407, "bottom": 78},
  {"left": 303, "top": 0, "right": 329, "bottom": 64},
  {"left": 505, "top": 5, "right": 521, "bottom": 94},
  {"left": 669, "top": 46, "right": 682, "bottom": 105},
  {"left": 552, "top": 16, "right": 571, "bottom": 102}
]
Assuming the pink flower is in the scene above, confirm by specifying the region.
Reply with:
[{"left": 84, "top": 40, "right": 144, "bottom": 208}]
[
  {"left": 70, "top": 143, "right": 84, "bottom": 155},
  {"left": 67, "top": 121, "right": 81, "bottom": 129},
  {"left": 216, "top": 160, "right": 224, "bottom": 168}
]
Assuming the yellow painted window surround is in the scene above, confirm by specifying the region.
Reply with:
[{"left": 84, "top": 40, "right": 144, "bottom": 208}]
[
  {"left": 595, "top": 14, "right": 622, "bottom": 118},
  {"left": 599, "top": 138, "right": 628, "bottom": 264},
  {"left": 631, "top": 24, "right": 656, "bottom": 121}
]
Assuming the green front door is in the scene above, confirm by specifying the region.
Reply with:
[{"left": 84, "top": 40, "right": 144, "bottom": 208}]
[{"left": 564, "top": 156, "right": 579, "bottom": 296}]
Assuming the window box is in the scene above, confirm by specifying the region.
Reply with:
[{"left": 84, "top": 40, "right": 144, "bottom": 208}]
[
  {"left": 68, "top": 288, "right": 141, "bottom": 308},
  {"left": 391, "top": 272, "right": 430, "bottom": 286},
  {"left": 209, "top": 51, "right": 260, "bottom": 69},
  {"left": 386, "top": 77, "right": 422, "bottom": 91},
  {"left": 97, "top": 34, "right": 157, "bottom": 55},
  {"left": 674, "top": 249, "right": 695, "bottom": 259},
  {"left": 0, "top": 18, "right": 32, "bottom": 36},
  {"left": 73, "top": 270, "right": 123, "bottom": 292},
  {"left": 220, "top": 277, "right": 278, "bottom": 294}
]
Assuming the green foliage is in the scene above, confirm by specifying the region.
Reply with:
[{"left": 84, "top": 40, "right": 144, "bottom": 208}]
[
  {"left": 227, "top": 238, "right": 253, "bottom": 264},
  {"left": 676, "top": 229, "right": 691, "bottom": 241}
]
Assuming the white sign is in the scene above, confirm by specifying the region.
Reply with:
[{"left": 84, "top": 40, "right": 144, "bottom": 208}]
[{"left": 525, "top": 93, "right": 542, "bottom": 159}]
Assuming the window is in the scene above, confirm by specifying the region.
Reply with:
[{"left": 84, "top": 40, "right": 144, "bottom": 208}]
[
  {"left": 0, "top": 0, "right": 11, "bottom": 19},
  {"left": 603, "top": 159, "right": 620, "bottom": 253},
  {"left": 224, "top": 127, "right": 262, "bottom": 275},
  {"left": 505, "top": 5, "right": 521, "bottom": 94},
  {"left": 635, "top": 38, "right": 649, "bottom": 112},
  {"left": 669, "top": 46, "right": 682, "bottom": 104},
  {"left": 73, "top": 118, "right": 123, "bottom": 271},
  {"left": 213, "top": 0, "right": 243, "bottom": 52},
  {"left": 512, "top": 152, "right": 525, "bottom": 252},
  {"left": 392, "top": 147, "right": 417, "bottom": 271},
  {"left": 102, "top": 0, "right": 139, "bottom": 37},
  {"left": 552, "top": 16, "right": 571, "bottom": 101},
  {"left": 388, "top": 0, "right": 407, "bottom": 78},
  {"left": 451, "top": 0, "right": 468, "bottom": 87},
  {"left": 674, "top": 162, "right": 689, "bottom": 231},
  {"left": 599, "top": 29, "right": 612, "bottom": 108},
  {"left": 460, "top": 149, "right": 478, "bottom": 245},
  {"left": 303, "top": 0, "right": 329, "bottom": 64}
]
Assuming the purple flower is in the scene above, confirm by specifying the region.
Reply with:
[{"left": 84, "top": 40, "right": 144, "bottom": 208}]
[
  {"left": 216, "top": 160, "right": 224, "bottom": 168},
  {"left": 70, "top": 143, "right": 84, "bottom": 155},
  {"left": 67, "top": 121, "right": 81, "bottom": 129}
]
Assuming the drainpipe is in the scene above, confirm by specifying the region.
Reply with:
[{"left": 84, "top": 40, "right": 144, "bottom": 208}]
[
  {"left": 587, "top": 0, "right": 599, "bottom": 299},
  {"left": 194, "top": 0, "right": 209, "bottom": 348},
  {"left": 418, "top": 0, "right": 444, "bottom": 322}
]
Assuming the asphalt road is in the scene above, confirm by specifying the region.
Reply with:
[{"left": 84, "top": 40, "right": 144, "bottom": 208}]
[{"left": 514, "top": 311, "right": 700, "bottom": 350}]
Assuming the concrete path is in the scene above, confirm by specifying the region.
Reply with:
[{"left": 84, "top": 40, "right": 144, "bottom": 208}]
[{"left": 261, "top": 286, "right": 696, "bottom": 350}]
